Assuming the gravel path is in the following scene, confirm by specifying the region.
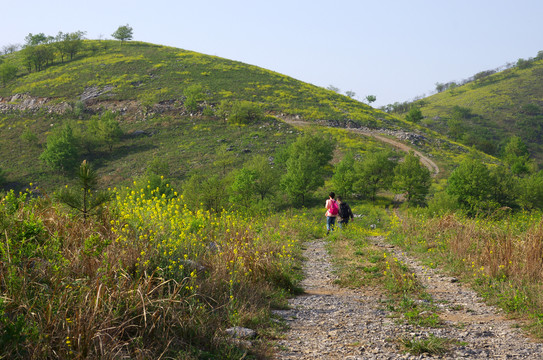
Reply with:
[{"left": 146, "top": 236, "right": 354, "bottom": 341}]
[{"left": 273, "top": 238, "right": 543, "bottom": 359}]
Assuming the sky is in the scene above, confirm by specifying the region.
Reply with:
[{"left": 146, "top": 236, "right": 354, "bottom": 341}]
[{"left": 1, "top": 0, "right": 542, "bottom": 107}]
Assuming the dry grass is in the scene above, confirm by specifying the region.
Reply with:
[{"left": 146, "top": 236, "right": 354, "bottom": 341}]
[
  {"left": 394, "top": 211, "right": 543, "bottom": 336},
  {"left": 0, "top": 190, "right": 303, "bottom": 359}
]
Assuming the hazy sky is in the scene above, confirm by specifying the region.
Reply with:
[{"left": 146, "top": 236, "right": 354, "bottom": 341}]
[{"left": 1, "top": 0, "right": 542, "bottom": 107}]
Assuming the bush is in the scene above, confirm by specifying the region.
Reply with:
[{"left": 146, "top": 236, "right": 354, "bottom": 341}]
[
  {"left": 228, "top": 101, "right": 263, "bottom": 124},
  {"left": 183, "top": 84, "right": 205, "bottom": 113},
  {"left": 447, "top": 157, "right": 498, "bottom": 216},
  {"left": 40, "top": 123, "right": 79, "bottom": 172},
  {"left": 405, "top": 106, "right": 423, "bottom": 123},
  {"left": 426, "top": 190, "right": 458, "bottom": 216}
]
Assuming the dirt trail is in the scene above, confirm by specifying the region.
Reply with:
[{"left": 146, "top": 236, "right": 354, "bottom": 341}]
[
  {"left": 274, "top": 239, "right": 543, "bottom": 359},
  {"left": 282, "top": 119, "right": 440, "bottom": 176}
]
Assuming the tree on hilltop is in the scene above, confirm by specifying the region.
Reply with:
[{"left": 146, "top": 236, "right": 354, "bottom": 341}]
[
  {"left": 112, "top": 24, "right": 133, "bottom": 45},
  {"left": 365, "top": 95, "right": 377, "bottom": 104},
  {"left": 345, "top": 90, "right": 356, "bottom": 98},
  {"left": 55, "top": 31, "right": 86, "bottom": 61},
  {"left": 2, "top": 44, "right": 20, "bottom": 55}
]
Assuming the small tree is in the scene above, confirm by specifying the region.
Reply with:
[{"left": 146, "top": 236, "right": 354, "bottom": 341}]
[
  {"left": 281, "top": 133, "right": 336, "bottom": 205},
  {"left": 393, "top": 151, "right": 432, "bottom": 205},
  {"left": 56, "top": 30, "right": 86, "bottom": 61},
  {"left": 447, "top": 157, "right": 497, "bottom": 216},
  {"left": 331, "top": 152, "right": 356, "bottom": 199},
  {"left": 230, "top": 168, "right": 258, "bottom": 210},
  {"left": 99, "top": 112, "right": 123, "bottom": 151},
  {"left": 183, "top": 173, "right": 228, "bottom": 213},
  {"left": 405, "top": 106, "right": 423, "bottom": 123},
  {"left": 518, "top": 171, "right": 543, "bottom": 210},
  {"left": 183, "top": 84, "right": 205, "bottom": 113},
  {"left": 40, "top": 123, "right": 79, "bottom": 172},
  {"left": 246, "top": 155, "right": 279, "bottom": 201},
  {"left": 112, "top": 24, "right": 133, "bottom": 45},
  {"left": 2, "top": 44, "right": 20, "bottom": 55},
  {"left": 228, "top": 101, "right": 263, "bottom": 125},
  {"left": 214, "top": 144, "right": 236, "bottom": 175},
  {"left": 20, "top": 128, "right": 38, "bottom": 146},
  {"left": 345, "top": 90, "right": 356, "bottom": 98},
  {"left": 502, "top": 136, "right": 532, "bottom": 176},
  {"left": 56, "top": 160, "right": 112, "bottom": 220},
  {"left": 327, "top": 85, "right": 340, "bottom": 93},
  {"left": 0, "top": 62, "right": 18, "bottom": 86},
  {"left": 216, "top": 100, "right": 232, "bottom": 124},
  {"left": 353, "top": 149, "right": 396, "bottom": 201},
  {"left": 87, "top": 111, "right": 123, "bottom": 152}
]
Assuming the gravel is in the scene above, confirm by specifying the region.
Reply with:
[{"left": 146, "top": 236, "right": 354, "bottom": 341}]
[{"left": 273, "top": 238, "right": 543, "bottom": 359}]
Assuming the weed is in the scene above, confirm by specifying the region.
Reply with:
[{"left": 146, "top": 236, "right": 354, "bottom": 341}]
[{"left": 399, "top": 334, "right": 452, "bottom": 355}]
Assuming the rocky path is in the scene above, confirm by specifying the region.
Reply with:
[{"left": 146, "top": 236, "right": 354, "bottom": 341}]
[{"left": 273, "top": 238, "right": 543, "bottom": 359}]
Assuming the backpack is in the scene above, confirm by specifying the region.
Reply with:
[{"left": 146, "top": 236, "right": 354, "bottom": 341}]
[
  {"left": 339, "top": 202, "right": 349, "bottom": 218},
  {"left": 329, "top": 199, "right": 339, "bottom": 216}
]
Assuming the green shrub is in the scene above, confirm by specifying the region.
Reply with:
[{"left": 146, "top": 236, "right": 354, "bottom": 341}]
[{"left": 229, "top": 101, "right": 263, "bottom": 124}]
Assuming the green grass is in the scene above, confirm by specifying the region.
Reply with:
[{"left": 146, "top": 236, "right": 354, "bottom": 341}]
[
  {"left": 399, "top": 334, "right": 453, "bottom": 356},
  {"left": 0, "top": 111, "right": 298, "bottom": 192}
]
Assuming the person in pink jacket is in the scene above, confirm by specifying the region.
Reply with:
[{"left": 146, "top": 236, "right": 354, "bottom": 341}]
[{"left": 325, "top": 192, "right": 339, "bottom": 235}]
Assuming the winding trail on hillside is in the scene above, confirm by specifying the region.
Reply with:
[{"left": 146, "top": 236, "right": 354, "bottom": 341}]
[
  {"left": 273, "top": 238, "right": 543, "bottom": 359},
  {"left": 281, "top": 119, "right": 440, "bottom": 176}
]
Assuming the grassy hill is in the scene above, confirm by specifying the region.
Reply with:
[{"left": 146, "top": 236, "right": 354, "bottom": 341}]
[
  {"left": 0, "top": 40, "right": 397, "bottom": 125},
  {"left": 0, "top": 40, "right": 441, "bottom": 192},
  {"left": 0, "top": 39, "right": 498, "bottom": 195},
  {"left": 405, "top": 58, "right": 543, "bottom": 162}
]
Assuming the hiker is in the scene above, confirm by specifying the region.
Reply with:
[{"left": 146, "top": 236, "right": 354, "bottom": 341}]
[
  {"left": 337, "top": 196, "right": 354, "bottom": 228},
  {"left": 325, "top": 192, "right": 339, "bottom": 234}
]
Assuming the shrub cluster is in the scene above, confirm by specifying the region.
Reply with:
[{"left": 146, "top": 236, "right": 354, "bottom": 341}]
[{"left": 0, "top": 185, "right": 306, "bottom": 358}]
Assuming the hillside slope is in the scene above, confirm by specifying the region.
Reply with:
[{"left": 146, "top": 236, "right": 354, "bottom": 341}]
[
  {"left": 408, "top": 58, "right": 543, "bottom": 161},
  {"left": 0, "top": 40, "right": 480, "bottom": 191},
  {"left": 0, "top": 40, "right": 401, "bottom": 127}
]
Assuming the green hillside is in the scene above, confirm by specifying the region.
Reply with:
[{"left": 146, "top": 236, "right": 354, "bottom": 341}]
[
  {"left": 405, "top": 57, "right": 543, "bottom": 161},
  {"left": 0, "top": 40, "right": 433, "bottom": 191},
  {"left": 0, "top": 40, "right": 398, "bottom": 125}
]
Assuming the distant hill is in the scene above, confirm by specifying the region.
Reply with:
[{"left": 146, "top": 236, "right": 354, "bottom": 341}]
[{"left": 404, "top": 57, "right": 543, "bottom": 162}]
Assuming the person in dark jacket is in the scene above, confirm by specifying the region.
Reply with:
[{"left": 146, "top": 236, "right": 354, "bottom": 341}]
[{"left": 337, "top": 196, "right": 354, "bottom": 228}]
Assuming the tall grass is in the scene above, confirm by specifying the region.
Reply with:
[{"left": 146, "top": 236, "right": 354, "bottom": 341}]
[
  {"left": 0, "top": 186, "right": 309, "bottom": 359},
  {"left": 391, "top": 210, "right": 543, "bottom": 337}
]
